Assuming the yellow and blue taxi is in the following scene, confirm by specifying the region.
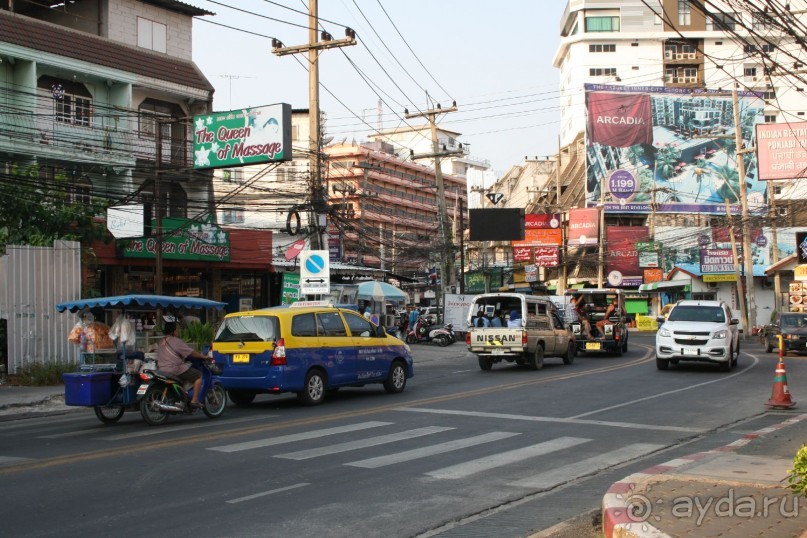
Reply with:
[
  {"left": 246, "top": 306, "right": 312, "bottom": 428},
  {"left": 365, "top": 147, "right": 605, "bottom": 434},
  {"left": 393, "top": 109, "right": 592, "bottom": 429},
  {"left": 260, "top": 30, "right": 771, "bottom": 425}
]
[{"left": 212, "top": 302, "right": 414, "bottom": 406}]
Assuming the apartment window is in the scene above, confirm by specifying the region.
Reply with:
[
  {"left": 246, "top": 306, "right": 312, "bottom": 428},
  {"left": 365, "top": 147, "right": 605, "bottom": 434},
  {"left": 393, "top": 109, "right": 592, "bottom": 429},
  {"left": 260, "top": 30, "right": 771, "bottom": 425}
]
[
  {"left": 221, "top": 209, "right": 245, "bottom": 224},
  {"left": 38, "top": 75, "right": 92, "bottom": 127},
  {"left": 764, "top": 114, "right": 777, "bottom": 123},
  {"left": 138, "top": 99, "right": 181, "bottom": 139},
  {"left": 589, "top": 44, "right": 616, "bottom": 53},
  {"left": 762, "top": 89, "right": 776, "bottom": 100},
  {"left": 744, "top": 44, "right": 757, "bottom": 54},
  {"left": 589, "top": 67, "right": 617, "bottom": 77},
  {"left": 774, "top": 186, "right": 782, "bottom": 195},
  {"left": 71, "top": 175, "right": 93, "bottom": 205},
  {"left": 752, "top": 12, "right": 771, "bottom": 30},
  {"left": 138, "top": 17, "right": 167, "bottom": 53},
  {"left": 684, "top": 67, "right": 698, "bottom": 80},
  {"left": 222, "top": 169, "right": 244, "bottom": 184},
  {"left": 762, "top": 43, "right": 775, "bottom": 53},
  {"left": 679, "top": 0, "right": 691, "bottom": 25},
  {"left": 711, "top": 12, "right": 738, "bottom": 31},
  {"left": 585, "top": 16, "right": 620, "bottom": 32},
  {"left": 744, "top": 67, "right": 757, "bottom": 77}
]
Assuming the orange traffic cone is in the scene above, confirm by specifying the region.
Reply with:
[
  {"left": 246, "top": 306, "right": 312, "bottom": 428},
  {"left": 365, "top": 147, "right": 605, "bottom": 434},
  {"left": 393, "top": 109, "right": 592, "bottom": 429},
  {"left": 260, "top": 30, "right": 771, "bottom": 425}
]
[{"left": 766, "top": 360, "right": 797, "bottom": 409}]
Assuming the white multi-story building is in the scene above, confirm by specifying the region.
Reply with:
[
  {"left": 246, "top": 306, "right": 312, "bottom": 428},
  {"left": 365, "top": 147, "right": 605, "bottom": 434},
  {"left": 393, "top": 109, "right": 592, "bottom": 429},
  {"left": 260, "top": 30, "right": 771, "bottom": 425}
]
[{"left": 555, "top": 0, "right": 807, "bottom": 145}]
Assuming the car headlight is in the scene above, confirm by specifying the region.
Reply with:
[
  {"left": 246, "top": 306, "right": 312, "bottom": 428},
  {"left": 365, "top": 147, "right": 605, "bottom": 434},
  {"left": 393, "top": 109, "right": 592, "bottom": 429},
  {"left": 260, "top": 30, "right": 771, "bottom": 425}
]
[
  {"left": 659, "top": 328, "right": 671, "bottom": 337},
  {"left": 713, "top": 330, "right": 728, "bottom": 339},
  {"left": 786, "top": 334, "right": 799, "bottom": 341}
]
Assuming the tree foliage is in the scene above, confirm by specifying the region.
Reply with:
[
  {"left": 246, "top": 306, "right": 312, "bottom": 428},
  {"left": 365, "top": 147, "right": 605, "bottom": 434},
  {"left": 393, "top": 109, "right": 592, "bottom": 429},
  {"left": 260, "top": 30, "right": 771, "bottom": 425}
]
[{"left": 0, "top": 164, "right": 108, "bottom": 252}]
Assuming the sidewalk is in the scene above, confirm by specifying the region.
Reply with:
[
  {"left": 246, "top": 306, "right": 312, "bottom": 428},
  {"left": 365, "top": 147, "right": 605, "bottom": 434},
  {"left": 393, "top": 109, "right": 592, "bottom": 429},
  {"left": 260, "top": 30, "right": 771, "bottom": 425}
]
[
  {"left": 0, "top": 383, "right": 71, "bottom": 418},
  {"left": 603, "top": 413, "right": 807, "bottom": 538}
]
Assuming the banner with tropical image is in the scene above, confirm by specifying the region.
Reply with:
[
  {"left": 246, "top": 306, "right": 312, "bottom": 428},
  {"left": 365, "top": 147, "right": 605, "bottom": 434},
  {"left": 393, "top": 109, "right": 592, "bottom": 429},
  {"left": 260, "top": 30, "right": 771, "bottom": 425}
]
[{"left": 585, "top": 84, "right": 766, "bottom": 214}]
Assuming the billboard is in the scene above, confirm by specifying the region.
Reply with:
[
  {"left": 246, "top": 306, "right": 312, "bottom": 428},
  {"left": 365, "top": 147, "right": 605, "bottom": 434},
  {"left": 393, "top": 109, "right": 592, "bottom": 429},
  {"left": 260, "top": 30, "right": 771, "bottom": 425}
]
[
  {"left": 512, "top": 213, "right": 562, "bottom": 247},
  {"left": 193, "top": 103, "right": 292, "bottom": 169},
  {"left": 469, "top": 208, "right": 525, "bottom": 241},
  {"left": 585, "top": 84, "right": 765, "bottom": 214},
  {"left": 605, "top": 226, "right": 648, "bottom": 287},
  {"left": 567, "top": 207, "right": 599, "bottom": 246},
  {"left": 756, "top": 122, "right": 807, "bottom": 180}
]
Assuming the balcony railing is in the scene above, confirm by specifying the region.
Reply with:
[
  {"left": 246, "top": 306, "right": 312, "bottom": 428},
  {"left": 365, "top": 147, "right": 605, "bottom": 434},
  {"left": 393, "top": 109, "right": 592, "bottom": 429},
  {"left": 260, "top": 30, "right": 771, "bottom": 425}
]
[{"left": 0, "top": 99, "right": 192, "bottom": 167}]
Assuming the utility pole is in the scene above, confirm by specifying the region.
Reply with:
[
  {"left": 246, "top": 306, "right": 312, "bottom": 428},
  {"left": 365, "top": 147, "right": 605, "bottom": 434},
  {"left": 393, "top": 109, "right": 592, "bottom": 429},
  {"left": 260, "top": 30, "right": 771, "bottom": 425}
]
[
  {"left": 154, "top": 119, "right": 163, "bottom": 295},
  {"left": 724, "top": 198, "right": 748, "bottom": 331},
  {"left": 597, "top": 180, "right": 606, "bottom": 288},
  {"left": 769, "top": 181, "right": 781, "bottom": 310},
  {"left": 272, "top": 3, "right": 356, "bottom": 250},
  {"left": 407, "top": 104, "right": 460, "bottom": 307},
  {"left": 459, "top": 196, "right": 465, "bottom": 293},
  {"left": 732, "top": 87, "right": 757, "bottom": 335}
]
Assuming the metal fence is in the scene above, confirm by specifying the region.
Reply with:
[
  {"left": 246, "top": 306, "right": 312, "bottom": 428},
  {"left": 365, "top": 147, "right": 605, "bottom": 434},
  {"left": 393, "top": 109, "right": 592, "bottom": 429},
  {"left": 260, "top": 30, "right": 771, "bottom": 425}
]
[{"left": 0, "top": 241, "right": 81, "bottom": 373}]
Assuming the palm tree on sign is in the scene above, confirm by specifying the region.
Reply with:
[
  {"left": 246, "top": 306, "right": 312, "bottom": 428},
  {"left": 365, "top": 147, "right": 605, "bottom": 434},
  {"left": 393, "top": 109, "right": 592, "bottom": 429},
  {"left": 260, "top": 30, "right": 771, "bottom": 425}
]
[{"left": 693, "top": 155, "right": 709, "bottom": 202}]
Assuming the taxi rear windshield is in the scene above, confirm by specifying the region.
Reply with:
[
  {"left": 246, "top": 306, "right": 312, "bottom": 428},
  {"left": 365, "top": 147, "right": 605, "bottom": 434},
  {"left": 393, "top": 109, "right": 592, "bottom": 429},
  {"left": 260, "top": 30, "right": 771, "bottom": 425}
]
[{"left": 215, "top": 316, "right": 279, "bottom": 342}]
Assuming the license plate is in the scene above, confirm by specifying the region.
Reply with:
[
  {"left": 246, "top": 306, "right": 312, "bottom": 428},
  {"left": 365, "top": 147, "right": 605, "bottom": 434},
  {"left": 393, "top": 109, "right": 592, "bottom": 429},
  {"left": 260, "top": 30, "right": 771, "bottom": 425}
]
[
  {"left": 586, "top": 342, "right": 601, "bottom": 351},
  {"left": 232, "top": 353, "right": 250, "bottom": 363},
  {"left": 136, "top": 383, "right": 149, "bottom": 395},
  {"left": 682, "top": 347, "right": 700, "bottom": 356},
  {"left": 491, "top": 349, "right": 505, "bottom": 355}
]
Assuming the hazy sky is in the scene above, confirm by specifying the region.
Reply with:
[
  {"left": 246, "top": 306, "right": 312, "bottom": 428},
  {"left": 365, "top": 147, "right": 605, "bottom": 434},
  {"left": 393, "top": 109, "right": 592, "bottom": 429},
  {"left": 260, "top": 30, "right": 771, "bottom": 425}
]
[{"left": 191, "top": 1, "right": 566, "bottom": 175}]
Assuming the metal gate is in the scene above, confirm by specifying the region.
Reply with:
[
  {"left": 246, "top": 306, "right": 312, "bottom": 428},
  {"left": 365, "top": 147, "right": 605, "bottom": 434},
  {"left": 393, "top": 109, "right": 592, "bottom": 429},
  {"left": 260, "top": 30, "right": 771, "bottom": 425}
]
[{"left": 0, "top": 240, "right": 81, "bottom": 374}]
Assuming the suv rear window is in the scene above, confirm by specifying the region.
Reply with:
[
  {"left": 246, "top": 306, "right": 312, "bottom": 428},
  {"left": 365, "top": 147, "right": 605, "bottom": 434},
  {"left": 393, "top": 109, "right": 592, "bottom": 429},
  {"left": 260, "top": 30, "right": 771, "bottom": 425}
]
[
  {"left": 215, "top": 316, "right": 278, "bottom": 342},
  {"left": 668, "top": 305, "right": 725, "bottom": 323}
]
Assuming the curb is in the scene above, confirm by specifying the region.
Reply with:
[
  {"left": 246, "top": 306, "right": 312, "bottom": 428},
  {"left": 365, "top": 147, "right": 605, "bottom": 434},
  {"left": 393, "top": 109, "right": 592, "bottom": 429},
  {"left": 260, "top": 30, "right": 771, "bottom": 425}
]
[{"left": 602, "top": 413, "right": 807, "bottom": 538}]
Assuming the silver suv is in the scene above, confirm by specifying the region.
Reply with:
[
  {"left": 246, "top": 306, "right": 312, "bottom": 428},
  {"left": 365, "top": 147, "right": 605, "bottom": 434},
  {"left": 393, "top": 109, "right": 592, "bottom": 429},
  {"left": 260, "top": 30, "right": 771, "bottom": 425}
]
[{"left": 655, "top": 300, "right": 740, "bottom": 371}]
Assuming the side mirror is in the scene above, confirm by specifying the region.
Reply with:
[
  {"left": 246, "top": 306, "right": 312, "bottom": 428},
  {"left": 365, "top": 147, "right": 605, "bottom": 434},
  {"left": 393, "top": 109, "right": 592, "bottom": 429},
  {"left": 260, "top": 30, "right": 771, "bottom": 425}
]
[
  {"left": 730, "top": 318, "right": 739, "bottom": 326},
  {"left": 656, "top": 316, "right": 665, "bottom": 323}
]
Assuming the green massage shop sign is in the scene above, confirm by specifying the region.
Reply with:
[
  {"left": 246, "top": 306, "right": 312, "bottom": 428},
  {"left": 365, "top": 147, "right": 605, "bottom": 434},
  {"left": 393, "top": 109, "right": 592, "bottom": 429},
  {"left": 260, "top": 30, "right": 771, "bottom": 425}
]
[
  {"left": 120, "top": 217, "right": 230, "bottom": 262},
  {"left": 193, "top": 103, "right": 293, "bottom": 169}
]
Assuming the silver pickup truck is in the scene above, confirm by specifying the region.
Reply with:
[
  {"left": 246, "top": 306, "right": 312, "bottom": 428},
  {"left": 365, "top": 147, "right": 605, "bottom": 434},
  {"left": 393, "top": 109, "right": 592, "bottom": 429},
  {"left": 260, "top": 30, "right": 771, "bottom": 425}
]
[{"left": 466, "top": 293, "right": 576, "bottom": 371}]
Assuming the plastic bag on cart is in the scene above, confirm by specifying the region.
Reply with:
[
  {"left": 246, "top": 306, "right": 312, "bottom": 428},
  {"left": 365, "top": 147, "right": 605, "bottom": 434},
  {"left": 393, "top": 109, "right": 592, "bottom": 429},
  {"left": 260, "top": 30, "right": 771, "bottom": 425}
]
[{"left": 109, "top": 316, "right": 137, "bottom": 348}]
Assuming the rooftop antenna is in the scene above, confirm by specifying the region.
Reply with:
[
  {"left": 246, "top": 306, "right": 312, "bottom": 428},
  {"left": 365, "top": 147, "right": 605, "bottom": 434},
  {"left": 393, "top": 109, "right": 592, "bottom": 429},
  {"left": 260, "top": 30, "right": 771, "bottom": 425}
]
[{"left": 220, "top": 74, "right": 257, "bottom": 110}]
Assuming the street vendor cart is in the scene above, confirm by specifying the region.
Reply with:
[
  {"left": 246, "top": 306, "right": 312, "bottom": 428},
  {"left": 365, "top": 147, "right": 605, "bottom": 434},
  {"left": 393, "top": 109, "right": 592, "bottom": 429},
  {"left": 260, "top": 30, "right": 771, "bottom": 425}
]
[{"left": 56, "top": 294, "right": 226, "bottom": 424}]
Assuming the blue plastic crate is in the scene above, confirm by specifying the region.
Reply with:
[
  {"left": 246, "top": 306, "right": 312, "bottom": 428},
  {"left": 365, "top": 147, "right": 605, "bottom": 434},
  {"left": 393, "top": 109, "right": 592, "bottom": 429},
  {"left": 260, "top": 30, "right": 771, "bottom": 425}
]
[{"left": 63, "top": 372, "right": 115, "bottom": 406}]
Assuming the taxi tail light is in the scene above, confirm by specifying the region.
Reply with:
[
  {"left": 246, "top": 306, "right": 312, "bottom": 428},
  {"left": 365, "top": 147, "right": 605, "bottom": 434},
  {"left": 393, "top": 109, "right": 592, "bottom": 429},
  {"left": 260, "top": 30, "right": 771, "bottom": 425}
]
[
  {"left": 270, "top": 338, "right": 287, "bottom": 366},
  {"left": 465, "top": 332, "right": 471, "bottom": 345},
  {"left": 522, "top": 331, "right": 528, "bottom": 346}
]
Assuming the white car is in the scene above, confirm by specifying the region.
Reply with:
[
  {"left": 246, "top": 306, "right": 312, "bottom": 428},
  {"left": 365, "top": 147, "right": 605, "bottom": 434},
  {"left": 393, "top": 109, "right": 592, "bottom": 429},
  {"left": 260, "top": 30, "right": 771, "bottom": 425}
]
[{"left": 655, "top": 300, "right": 740, "bottom": 371}]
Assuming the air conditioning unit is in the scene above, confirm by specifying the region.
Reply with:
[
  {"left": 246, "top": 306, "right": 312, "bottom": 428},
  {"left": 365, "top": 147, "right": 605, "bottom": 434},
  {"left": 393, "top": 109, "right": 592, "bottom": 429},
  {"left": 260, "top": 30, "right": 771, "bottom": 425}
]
[
  {"left": 664, "top": 51, "right": 674, "bottom": 60},
  {"left": 707, "top": 282, "right": 719, "bottom": 289}
]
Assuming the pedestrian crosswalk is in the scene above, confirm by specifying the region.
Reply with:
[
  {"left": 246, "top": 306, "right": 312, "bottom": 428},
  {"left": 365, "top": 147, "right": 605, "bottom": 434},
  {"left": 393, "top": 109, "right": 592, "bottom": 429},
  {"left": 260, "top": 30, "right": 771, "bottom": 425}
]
[
  {"left": 2, "top": 413, "right": 667, "bottom": 492},
  {"left": 207, "top": 420, "right": 665, "bottom": 489}
]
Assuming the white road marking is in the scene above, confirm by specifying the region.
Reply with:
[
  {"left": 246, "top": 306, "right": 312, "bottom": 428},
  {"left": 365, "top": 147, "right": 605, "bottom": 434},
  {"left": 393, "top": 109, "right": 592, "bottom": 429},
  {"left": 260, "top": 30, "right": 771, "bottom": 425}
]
[
  {"left": 226, "top": 483, "right": 310, "bottom": 504},
  {"left": 208, "top": 421, "right": 393, "bottom": 453},
  {"left": 570, "top": 356, "right": 760, "bottom": 419},
  {"left": 425, "top": 436, "right": 591, "bottom": 479},
  {"left": 509, "top": 443, "right": 664, "bottom": 488},
  {"left": 0, "top": 456, "right": 30, "bottom": 465},
  {"left": 396, "top": 407, "right": 703, "bottom": 433},
  {"left": 275, "top": 426, "right": 454, "bottom": 460},
  {"left": 346, "top": 431, "right": 521, "bottom": 469}
]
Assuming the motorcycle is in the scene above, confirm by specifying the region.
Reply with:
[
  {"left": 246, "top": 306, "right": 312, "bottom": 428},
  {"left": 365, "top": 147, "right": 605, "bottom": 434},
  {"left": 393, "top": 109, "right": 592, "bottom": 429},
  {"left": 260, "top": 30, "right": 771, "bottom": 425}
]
[
  {"left": 406, "top": 318, "right": 453, "bottom": 346},
  {"left": 136, "top": 357, "right": 227, "bottom": 425}
]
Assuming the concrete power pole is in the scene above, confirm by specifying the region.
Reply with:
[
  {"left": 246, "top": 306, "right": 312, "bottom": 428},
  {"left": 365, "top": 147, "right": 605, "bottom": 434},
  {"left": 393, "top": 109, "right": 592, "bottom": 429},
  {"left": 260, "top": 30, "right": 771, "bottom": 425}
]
[
  {"left": 406, "top": 104, "right": 460, "bottom": 310},
  {"left": 732, "top": 87, "right": 757, "bottom": 334},
  {"left": 272, "top": 2, "right": 356, "bottom": 250}
]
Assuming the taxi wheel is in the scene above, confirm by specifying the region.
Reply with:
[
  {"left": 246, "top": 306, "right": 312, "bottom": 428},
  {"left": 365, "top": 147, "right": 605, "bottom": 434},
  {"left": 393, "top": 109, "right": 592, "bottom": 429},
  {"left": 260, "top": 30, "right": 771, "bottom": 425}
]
[
  {"left": 563, "top": 343, "right": 575, "bottom": 365},
  {"left": 383, "top": 361, "right": 407, "bottom": 394},
  {"left": 298, "top": 370, "right": 326, "bottom": 406},
  {"left": 227, "top": 390, "right": 256, "bottom": 407}
]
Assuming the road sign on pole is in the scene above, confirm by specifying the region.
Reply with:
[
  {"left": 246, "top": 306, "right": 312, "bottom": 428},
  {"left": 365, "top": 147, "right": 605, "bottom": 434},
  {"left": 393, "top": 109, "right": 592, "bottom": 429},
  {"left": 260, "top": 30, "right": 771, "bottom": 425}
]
[{"left": 300, "top": 250, "right": 330, "bottom": 295}]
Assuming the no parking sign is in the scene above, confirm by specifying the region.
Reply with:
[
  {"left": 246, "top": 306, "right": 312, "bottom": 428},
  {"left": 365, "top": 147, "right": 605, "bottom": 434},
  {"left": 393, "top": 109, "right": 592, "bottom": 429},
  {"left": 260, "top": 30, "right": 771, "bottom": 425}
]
[{"left": 300, "top": 250, "right": 330, "bottom": 295}]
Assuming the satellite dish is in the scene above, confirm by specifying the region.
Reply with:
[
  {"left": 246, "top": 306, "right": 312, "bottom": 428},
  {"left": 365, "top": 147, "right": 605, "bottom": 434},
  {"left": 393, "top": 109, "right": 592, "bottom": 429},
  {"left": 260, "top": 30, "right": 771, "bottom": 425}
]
[{"left": 321, "top": 136, "right": 334, "bottom": 145}]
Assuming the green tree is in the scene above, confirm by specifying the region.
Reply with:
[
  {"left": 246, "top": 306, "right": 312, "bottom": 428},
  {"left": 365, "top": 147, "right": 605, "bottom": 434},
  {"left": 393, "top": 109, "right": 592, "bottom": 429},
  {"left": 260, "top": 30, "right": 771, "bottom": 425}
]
[
  {"left": 656, "top": 145, "right": 680, "bottom": 180},
  {"left": 626, "top": 145, "right": 645, "bottom": 167},
  {"left": 0, "top": 164, "right": 108, "bottom": 252}
]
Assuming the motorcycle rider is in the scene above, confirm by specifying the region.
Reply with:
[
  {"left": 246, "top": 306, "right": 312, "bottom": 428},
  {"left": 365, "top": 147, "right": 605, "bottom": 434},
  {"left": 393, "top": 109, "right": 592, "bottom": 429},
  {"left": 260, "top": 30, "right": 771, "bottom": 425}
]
[{"left": 157, "top": 319, "right": 213, "bottom": 409}]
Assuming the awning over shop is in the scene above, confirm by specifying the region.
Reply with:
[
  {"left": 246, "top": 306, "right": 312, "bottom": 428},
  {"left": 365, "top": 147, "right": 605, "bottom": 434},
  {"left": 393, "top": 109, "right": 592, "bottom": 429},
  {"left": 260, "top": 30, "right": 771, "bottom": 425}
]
[{"left": 638, "top": 280, "right": 691, "bottom": 292}]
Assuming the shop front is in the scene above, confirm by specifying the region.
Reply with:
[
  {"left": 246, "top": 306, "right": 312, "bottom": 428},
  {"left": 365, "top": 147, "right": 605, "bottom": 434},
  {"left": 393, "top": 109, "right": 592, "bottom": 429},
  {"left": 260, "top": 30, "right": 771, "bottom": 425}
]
[{"left": 89, "top": 218, "right": 274, "bottom": 319}]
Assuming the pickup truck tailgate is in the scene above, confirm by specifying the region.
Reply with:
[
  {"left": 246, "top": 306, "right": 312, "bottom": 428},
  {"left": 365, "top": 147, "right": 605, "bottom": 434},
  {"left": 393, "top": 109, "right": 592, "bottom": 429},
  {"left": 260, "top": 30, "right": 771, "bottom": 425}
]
[{"left": 467, "top": 328, "right": 525, "bottom": 354}]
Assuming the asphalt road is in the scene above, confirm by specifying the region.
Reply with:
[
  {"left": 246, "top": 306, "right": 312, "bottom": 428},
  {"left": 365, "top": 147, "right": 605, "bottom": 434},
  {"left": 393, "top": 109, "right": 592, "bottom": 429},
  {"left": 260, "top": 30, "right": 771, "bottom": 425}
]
[{"left": 0, "top": 333, "right": 799, "bottom": 537}]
